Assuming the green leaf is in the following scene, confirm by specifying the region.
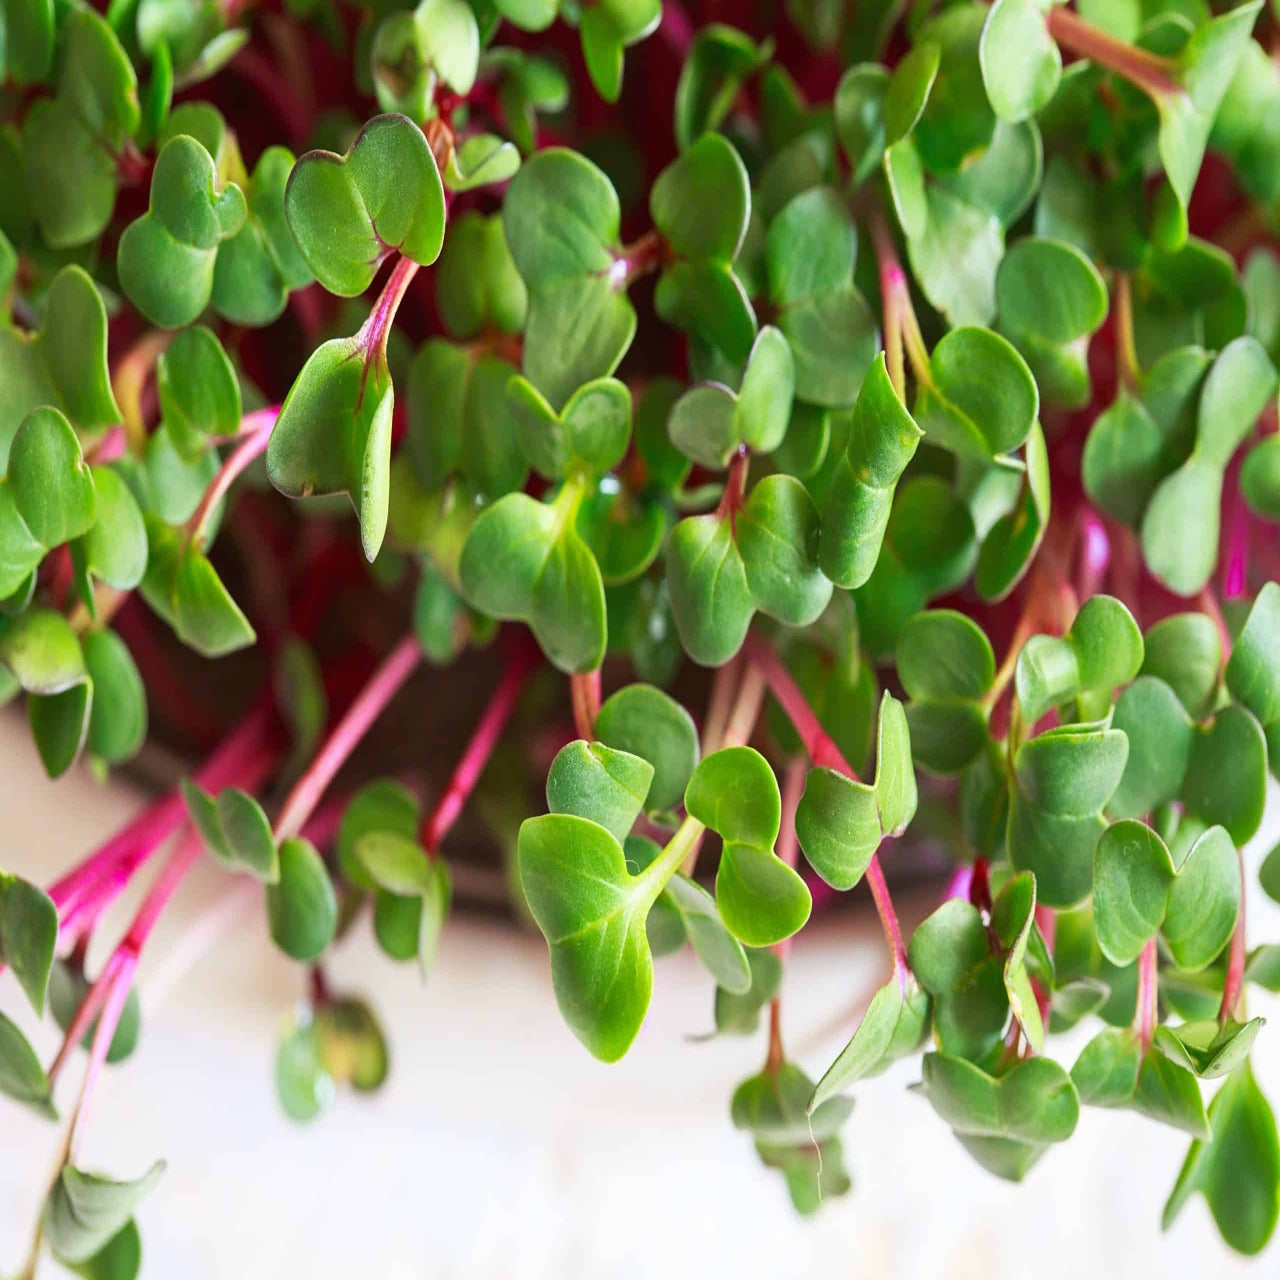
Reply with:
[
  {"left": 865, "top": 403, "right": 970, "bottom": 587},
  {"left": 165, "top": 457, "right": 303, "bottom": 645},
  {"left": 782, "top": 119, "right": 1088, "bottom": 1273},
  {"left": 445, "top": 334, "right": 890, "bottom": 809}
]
[
  {"left": 7, "top": 405, "right": 96, "bottom": 548},
  {"left": 1015, "top": 594, "right": 1143, "bottom": 723},
  {"left": 74, "top": 467, "right": 148, "bottom": 598},
  {"left": 1, "top": 0, "right": 54, "bottom": 84},
  {"left": 898, "top": 610, "right": 995, "bottom": 774},
  {"left": 1155, "top": 1017, "right": 1264, "bottom": 1080},
  {"left": 1163, "top": 825, "right": 1240, "bottom": 971},
  {"left": 1226, "top": 581, "right": 1280, "bottom": 740},
  {"left": 22, "top": 10, "right": 139, "bottom": 249},
  {"left": 915, "top": 327, "right": 1039, "bottom": 462},
  {"left": 156, "top": 326, "right": 241, "bottom": 460},
  {"left": 1142, "top": 611, "right": 1221, "bottom": 717},
  {"left": 212, "top": 145, "right": 315, "bottom": 326},
  {"left": 991, "top": 871, "right": 1046, "bottom": 1050},
  {"left": 275, "top": 1013, "right": 333, "bottom": 1122},
  {"left": 819, "top": 352, "right": 923, "bottom": 590},
  {"left": 1093, "top": 820, "right": 1176, "bottom": 967},
  {"left": 673, "top": 24, "right": 771, "bottom": 149},
  {"left": 794, "top": 692, "right": 916, "bottom": 889},
  {"left": 508, "top": 375, "right": 631, "bottom": 482},
  {"left": 1182, "top": 703, "right": 1268, "bottom": 845},
  {"left": 458, "top": 485, "right": 606, "bottom": 674},
  {"left": 665, "top": 512, "right": 753, "bottom": 667},
  {"left": 82, "top": 629, "right": 147, "bottom": 765},
  {"left": 267, "top": 334, "right": 394, "bottom": 562},
  {"left": 434, "top": 211, "right": 527, "bottom": 341},
  {"left": 67, "top": 1219, "right": 140, "bottom": 1280},
  {"left": 48, "top": 961, "right": 141, "bottom": 1066},
  {"left": 1163, "top": 1061, "right": 1280, "bottom": 1254},
  {"left": 1008, "top": 725, "right": 1129, "bottom": 907},
  {"left": 1142, "top": 337, "right": 1277, "bottom": 595},
  {"left": 546, "top": 739, "right": 653, "bottom": 843},
  {"left": 284, "top": 113, "right": 446, "bottom": 297},
  {"left": 117, "top": 134, "right": 247, "bottom": 329},
  {"left": 0, "top": 265, "right": 120, "bottom": 468},
  {"left": 974, "top": 420, "right": 1050, "bottom": 601},
  {"left": 668, "top": 326, "right": 794, "bottom": 467},
  {"left": 685, "top": 746, "right": 781, "bottom": 849},
  {"left": 1154, "top": 2, "right": 1263, "bottom": 215},
  {"left": 517, "top": 811, "right": 685, "bottom": 1060},
  {"left": 917, "top": 1052, "right": 1079, "bottom": 1149},
  {"left": 266, "top": 837, "right": 337, "bottom": 961},
  {"left": 662, "top": 873, "right": 751, "bottom": 993},
  {"left": 336, "top": 779, "right": 420, "bottom": 891},
  {"left": 0, "top": 608, "right": 85, "bottom": 694},
  {"left": 810, "top": 977, "right": 930, "bottom": 1110},
  {"left": 44, "top": 1162, "right": 165, "bottom": 1266},
  {"left": 737, "top": 474, "right": 832, "bottom": 626},
  {"left": 0, "top": 1009, "right": 55, "bottom": 1118},
  {"left": 0, "top": 871, "right": 56, "bottom": 1014},
  {"left": 1072, "top": 1026, "right": 1210, "bottom": 1137},
  {"left": 980, "top": 0, "right": 1061, "bottom": 123},
  {"left": 354, "top": 830, "right": 435, "bottom": 895},
  {"left": 503, "top": 149, "right": 634, "bottom": 407},
  {"left": 594, "top": 683, "right": 699, "bottom": 813},
  {"left": 650, "top": 131, "right": 749, "bottom": 263},
  {"left": 139, "top": 517, "right": 255, "bottom": 658},
  {"left": 183, "top": 781, "right": 279, "bottom": 882},
  {"left": 713, "top": 948, "right": 783, "bottom": 1035}
]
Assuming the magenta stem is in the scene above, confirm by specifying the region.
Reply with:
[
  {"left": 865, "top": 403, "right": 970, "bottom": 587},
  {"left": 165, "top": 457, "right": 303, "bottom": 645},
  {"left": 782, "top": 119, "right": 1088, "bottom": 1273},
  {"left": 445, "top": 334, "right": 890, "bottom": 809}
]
[
  {"left": 358, "top": 255, "right": 420, "bottom": 359},
  {"left": 273, "top": 636, "right": 422, "bottom": 842},
  {"left": 187, "top": 407, "right": 279, "bottom": 548},
  {"left": 48, "top": 707, "right": 276, "bottom": 913},
  {"left": 1136, "top": 937, "right": 1158, "bottom": 1050},
  {"left": 421, "top": 640, "right": 537, "bottom": 851},
  {"left": 1220, "top": 847, "right": 1248, "bottom": 1025},
  {"left": 772, "top": 759, "right": 806, "bottom": 964},
  {"left": 743, "top": 634, "right": 909, "bottom": 978}
]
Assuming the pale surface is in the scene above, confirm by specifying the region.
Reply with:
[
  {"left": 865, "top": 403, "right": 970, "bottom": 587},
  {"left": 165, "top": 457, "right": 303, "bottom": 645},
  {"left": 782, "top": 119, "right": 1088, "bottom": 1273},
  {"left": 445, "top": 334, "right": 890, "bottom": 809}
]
[{"left": 2, "top": 716, "right": 1277, "bottom": 1279}]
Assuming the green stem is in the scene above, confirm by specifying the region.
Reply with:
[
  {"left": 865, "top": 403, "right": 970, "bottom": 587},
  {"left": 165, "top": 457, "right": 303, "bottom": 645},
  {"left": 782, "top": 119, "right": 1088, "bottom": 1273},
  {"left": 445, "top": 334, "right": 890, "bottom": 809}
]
[
  {"left": 642, "top": 813, "right": 705, "bottom": 900},
  {"left": 1113, "top": 272, "right": 1140, "bottom": 393}
]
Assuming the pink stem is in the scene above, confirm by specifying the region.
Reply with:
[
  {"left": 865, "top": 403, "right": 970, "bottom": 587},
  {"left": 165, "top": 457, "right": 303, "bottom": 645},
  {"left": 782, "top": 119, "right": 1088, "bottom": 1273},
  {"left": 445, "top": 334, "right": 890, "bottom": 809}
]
[
  {"left": 186, "top": 407, "right": 279, "bottom": 548},
  {"left": 657, "top": 0, "right": 694, "bottom": 58},
  {"left": 1220, "top": 847, "right": 1247, "bottom": 1026},
  {"left": 67, "top": 949, "right": 139, "bottom": 1159},
  {"left": 1077, "top": 510, "right": 1111, "bottom": 598},
  {"left": 743, "top": 634, "right": 909, "bottom": 978},
  {"left": 358, "top": 256, "right": 420, "bottom": 359},
  {"left": 569, "top": 668, "right": 601, "bottom": 740},
  {"left": 273, "top": 636, "right": 422, "bottom": 842},
  {"left": 421, "top": 640, "right": 537, "bottom": 851},
  {"left": 1136, "top": 937, "right": 1158, "bottom": 1050},
  {"left": 47, "top": 707, "right": 276, "bottom": 913}
]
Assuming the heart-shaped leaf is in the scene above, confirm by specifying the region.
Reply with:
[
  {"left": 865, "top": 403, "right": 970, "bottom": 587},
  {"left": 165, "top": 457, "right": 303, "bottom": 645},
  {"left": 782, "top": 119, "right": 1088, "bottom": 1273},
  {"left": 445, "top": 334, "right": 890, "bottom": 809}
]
[
  {"left": 517, "top": 811, "right": 691, "bottom": 1060},
  {"left": 1008, "top": 725, "right": 1129, "bottom": 907},
  {"left": 1155, "top": 1017, "right": 1265, "bottom": 1080},
  {"left": 284, "top": 113, "right": 446, "bottom": 297},
  {"left": 665, "top": 511, "right": 753, "bottom": 667},
  {"left": 795, "top": 692, "right": 916, "bottom": 890},
  {"left": 183, "top": 780, "right": 280, "bottom": 882},
  {"left": 117, "top": 134, "right": 247, "bottom": 328},
  {"left": 336, "top": 779, "right": 420, "bottom": 890},
  {"left": 686, "top": 746, "right": 811, "bottom": 946},
  {"left": 650, "top": 131, "right": 749, "bottom": 265},
  {"left": 459, "top": 484, "right": 606, "bottom": 673},
  {"left": 156, "top": 326, "right": 241, "bottom": 461},
  {"left": 1015, "top": 594, "right": 1143, "bottom": 724},
  {"left": 594, "top": 683, "right": 699, "bottom": 813},
  {"left": 546, "top": 739, "right": 653, "bottom": 843},
  {"left": 508, "top": 374, "right": 632, "bottom": 481},
  {"left": 1072, "top": 1026, "right": 1210, "bottom": 1138}
]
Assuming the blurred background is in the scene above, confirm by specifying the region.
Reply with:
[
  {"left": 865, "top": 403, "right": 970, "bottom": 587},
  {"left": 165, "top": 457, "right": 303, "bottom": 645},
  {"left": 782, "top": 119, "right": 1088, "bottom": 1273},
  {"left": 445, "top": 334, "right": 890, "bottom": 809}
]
[{"left": 3, "top": 714, "right": 1277, "bottom": 1279}]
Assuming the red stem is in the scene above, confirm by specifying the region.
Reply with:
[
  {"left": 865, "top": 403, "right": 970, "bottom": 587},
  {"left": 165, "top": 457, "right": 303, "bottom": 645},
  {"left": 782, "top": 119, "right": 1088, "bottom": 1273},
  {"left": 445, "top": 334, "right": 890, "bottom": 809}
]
[
  {"left": 570, "top": 669, "right": 601, "bottom": 740},
  {"left": 743, "top": 634, "right": 909, "bottom": 978},
  {"left": 420, "top": 639, "right": 537, "bottom": 851},
  {"left": 274, "top": 635, "right": 422, "bottom": 842},
  {"left": 1045, "top": 5, "right": 1181, "bottom": 98},
  {"left": 773, "top": 759, "right": 806, "bottom": 964}
]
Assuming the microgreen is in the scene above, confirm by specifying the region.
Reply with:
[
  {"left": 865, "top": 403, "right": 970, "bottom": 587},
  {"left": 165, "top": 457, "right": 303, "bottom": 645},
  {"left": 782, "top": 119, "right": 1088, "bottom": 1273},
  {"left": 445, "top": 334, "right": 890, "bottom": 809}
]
[{"left": 7, "top": 0, "right": 1280, "bottom": 1266}]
